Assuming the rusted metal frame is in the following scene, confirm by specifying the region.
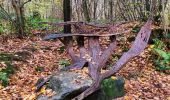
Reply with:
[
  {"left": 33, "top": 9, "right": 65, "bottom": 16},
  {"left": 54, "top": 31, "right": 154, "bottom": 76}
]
[
  {"left": 73, "top": 19, "right": 153, "bottom": 100},
  {"left": 101, "top": 20, "right": 152, "bottom": 80},
  {"left": 66, "top": 48, "right": 87, "bottom": 70},
  {"left": 75, "top": 36, "right": 87, "bottom": 69},
  {"left": 98, "top": 36, "right": 117, "bottom": 69},
  {"left": 65, "top": 42, "right": 78, "bottom": 63},
  {"left": 72, "top": 36, "right": 117, "bottom": 100},
  {"left": 62, "top": 45, "right": 86, "bottom": 70},
  {"left": 88, "top": 36, "right": 101, "bottom": 80},
  {"left": 97, "top": 25, "right": 119, "bottom": 69},
  {"left": 65, "top": 25, "right": 88, "bottom": 70},
  {"left": 48, "top": 38, "right": 77, "bottom": 65}
]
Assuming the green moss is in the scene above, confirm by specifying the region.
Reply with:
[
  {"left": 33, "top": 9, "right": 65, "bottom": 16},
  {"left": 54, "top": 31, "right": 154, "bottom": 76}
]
[{"left": 101, "top": 77, "right": 125, "bottom": 99}]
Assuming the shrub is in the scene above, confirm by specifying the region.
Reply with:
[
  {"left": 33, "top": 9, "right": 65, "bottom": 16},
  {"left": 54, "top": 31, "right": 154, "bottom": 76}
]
[
  {"left": 153, "top": 49, "right": 170, "bottom": 72},
  {"left": 0, "top": 53, "right": 16, "bottom": 86},
  {"left": 151, "top": 39, "right": 170, "bottom": 73},
  {"left": 58, "top": 59, "right": 70, "bottom": 68}
]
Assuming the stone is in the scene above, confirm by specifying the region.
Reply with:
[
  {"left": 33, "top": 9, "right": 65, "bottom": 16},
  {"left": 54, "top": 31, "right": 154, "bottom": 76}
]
[
  {"left": 39, "top": 71, "right": 92, "bottom": 100},
  {"left": 38, "top": 71, "right": 125, "bottom": 100}
]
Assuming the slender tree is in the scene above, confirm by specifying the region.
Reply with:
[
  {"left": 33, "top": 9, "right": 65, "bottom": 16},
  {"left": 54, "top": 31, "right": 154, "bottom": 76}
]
[
  {"left": 82, "top": 0, "right": 90, "bottom": 22},
  {"left": 63, "top": 0, "right": 72, "bottom": 44},
  {"left": 109, "top": 0, "right": 113, "bottom": 21},
  {"left": 11, "top": 0, "right": 31, "bottom": 38},
  {"left": 145, "top": 0, "right": 150, "bottom": 16}
]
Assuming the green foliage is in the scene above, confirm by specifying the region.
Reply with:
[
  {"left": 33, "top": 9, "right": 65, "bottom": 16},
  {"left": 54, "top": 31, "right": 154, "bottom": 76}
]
[
  {"left": 26, "top": 13, "right": 63, "bottom": 33},
  {"left": 0, "top": 6, "right": 16, "bottom": 35},
  {"left": 58, "top": 59, "right": 70, "bottom": 68},
  {"left": 1, "top": 3, "right": 64, "bottom": 35},
  {"left": 58, "top": 46, "right": 65, "bottom": 54},
  {"left": 154, "top": 49, "right": 170, "bottom": 60},
  {"left": 131, "top": 25, "right": 141, "bottom": 33},
  {"left": 0, "top": 23, "right": 4, "bottom": 33},
  {"left": 0, "top": 5, "right": 13, "bottom": 23},
  {"left": 44, "top": 17, "right": 63, "bottom": 22},
  {"left": 90, "top": 19, "right": 111, "bottom": 24},
  {"left": 151, "top": 39, "right": 170, "bottom": 73},
  {"left": 25, "top": 1, "right": 59, "bottom": 18},
  {"left": 0, "top": 64, "right": 15, "bottom": 87},
  {"left": 0, "top": 72, "right": 8, "bottom": 87},
  {"left": 0, "top": 53, "right": 13, "bottom": 61},
  {"left": 101, "top": 77, "right": 125, "bottom": 98},
  {"left": 152, "top": 38, "right": 166, "bottom": 50},
  {"left": 164, "top": 32, "right": 170, "bottom": 39},
  {"left": 0, "top": 53, "right": 16, "bottom": 86},
  {"left": 0, "top": 20, "right": 14, "bottom": 35},
  {"left": 26, "top": 15, "right": 43, "bottom": 30},
  {"left": 153, "top": 49, "right": 170, "bottom": 71},
  {"left": 0, "top": 62, "right": 15, "bottom": 87}
]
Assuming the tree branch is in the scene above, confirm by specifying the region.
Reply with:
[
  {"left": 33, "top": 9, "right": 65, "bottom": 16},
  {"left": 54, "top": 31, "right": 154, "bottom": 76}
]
[{"left": 21, "top": 0, "right": 31, "bottom": 7}]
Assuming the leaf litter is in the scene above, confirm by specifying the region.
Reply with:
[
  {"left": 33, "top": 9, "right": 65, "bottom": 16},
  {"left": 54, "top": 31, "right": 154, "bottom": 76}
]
[{"left": 0, "top": 22, "right": 169, "bottom": 100}]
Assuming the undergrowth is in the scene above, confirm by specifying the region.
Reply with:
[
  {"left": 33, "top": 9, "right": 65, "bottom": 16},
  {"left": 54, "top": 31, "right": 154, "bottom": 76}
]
[
  {"left": 0, "top": 53, "right": 16, "bottom": 86},
  {"left": 150, "top": 34, "right": 170, "bottom": 74}
]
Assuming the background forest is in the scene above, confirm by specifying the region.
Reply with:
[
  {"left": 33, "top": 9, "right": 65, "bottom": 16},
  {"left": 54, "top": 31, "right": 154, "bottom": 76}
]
[
  {"left": 0, "top": 0, "right": 170, "bottom": 35},
  {"left": 0, "top": 0, "right": 169, "bottom": 99}
]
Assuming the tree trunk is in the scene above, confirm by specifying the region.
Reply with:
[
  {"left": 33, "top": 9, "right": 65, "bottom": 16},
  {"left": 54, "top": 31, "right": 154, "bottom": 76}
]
[
  {"left": 145, "top": 0, "right": 150, "bottom": 16},
  {"left": 11, "top": 0, "right": 25, "bottom": 38},
  {"left": 63, "top": 0, "right": 78, "bottom": 63},
  {"left": 11, "top": 0, "right": 31, "bottom": 38},
  {"left": 109, "top": 0, "right": 113, "bottom": 21},
  {"left": 93, "top": 0, "right": 97, "bottom": 20},
  {"left": 63, "top": 0, "right": 72, "bottom": 42},
  {"left": 82, "top": 0, "right": 90, "bottom": 22}
]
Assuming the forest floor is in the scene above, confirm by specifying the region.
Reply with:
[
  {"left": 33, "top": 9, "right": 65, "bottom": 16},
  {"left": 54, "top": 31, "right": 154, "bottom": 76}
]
[{"left": 0, "top": 24, "right": 169, "bottom": 100}]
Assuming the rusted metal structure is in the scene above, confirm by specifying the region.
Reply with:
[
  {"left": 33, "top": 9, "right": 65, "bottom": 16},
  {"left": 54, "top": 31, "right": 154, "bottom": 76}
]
[
  {"left": 40, "top": 1, "right": 157, "bottom": 99},
  {"left": 43, "top": 17, "right": 153, "bottom": 99}
]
